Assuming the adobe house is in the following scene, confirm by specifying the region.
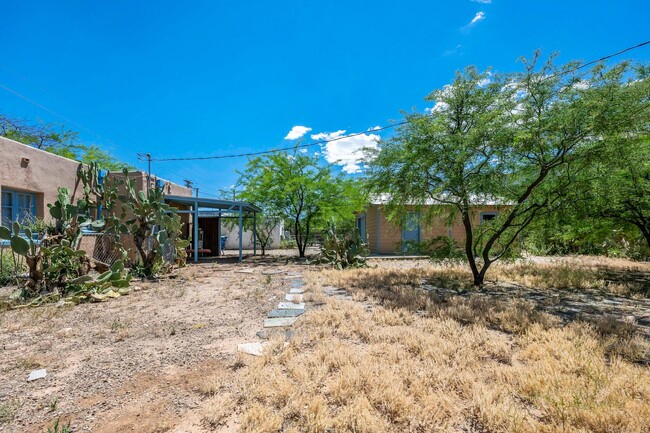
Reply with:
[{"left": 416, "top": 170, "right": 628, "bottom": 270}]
[
  {"left": 358, "top": 198, "right": 504, "bottom": 255},
  {"left": 1, "top": 136, "right": 261, "bottom": 262},
  {"left": 0, "top": 136, "right": 192, "bottom": 226}
]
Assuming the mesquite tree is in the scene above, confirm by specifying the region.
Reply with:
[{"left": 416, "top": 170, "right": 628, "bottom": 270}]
[
  {"left": 238, "top": 151, "right": 365, "bottom": 258},
  {"left": 366, "top": 54, "right": 647, "bottom": 286}
]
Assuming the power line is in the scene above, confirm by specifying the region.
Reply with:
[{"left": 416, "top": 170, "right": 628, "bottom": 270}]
[
  {"left": 0, "top": 82, "right": 121, "bottom": 148},
  {"left": 147, "top": 39, "right": 650, "bottom": 163},
  {"left": 150, "top": 122, "right": 405, "bottom": 162},
  {"left": 572, "top": 40, "right": 650, "bottom": 72}
]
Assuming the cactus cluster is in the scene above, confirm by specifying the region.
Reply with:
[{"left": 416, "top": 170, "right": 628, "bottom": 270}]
[{"left": 106, "top": 169, "right": 190, "bottom": 276}]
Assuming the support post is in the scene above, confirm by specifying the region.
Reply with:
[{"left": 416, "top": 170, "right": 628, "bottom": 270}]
[
  {"left": 253, "top": 212, "right": 257, "bottom": 255},
  {"left": 217, "top": 211, "right": 222, "bottom": 256},
  {"left": 193, "top": 201, "right": 199, "bottom": 263},
  {"left": 238, "top": 205, "right": 243, "bottom": 262}
]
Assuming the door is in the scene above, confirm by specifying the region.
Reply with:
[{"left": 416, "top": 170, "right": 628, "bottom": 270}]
[
  {"left": 357, "top": 215, "right": 366, "bottom": 242},
  {"left": 402, "top": 212, "right": 421, "bottom": 252}
]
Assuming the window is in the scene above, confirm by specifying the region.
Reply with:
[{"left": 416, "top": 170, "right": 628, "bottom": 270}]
[
  {"left": 1, "top": 188, "right": 37, "bottom": 227},
  {"left": 480, "top": 212, "right": 498, "bottom": 223}
]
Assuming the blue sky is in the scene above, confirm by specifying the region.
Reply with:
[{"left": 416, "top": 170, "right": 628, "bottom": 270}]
[{"left": 2, "top": 0, "right": 649, "bottom": 197}]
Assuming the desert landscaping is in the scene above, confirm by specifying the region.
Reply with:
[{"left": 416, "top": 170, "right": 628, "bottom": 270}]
[{"left": 1, "top": 253, "right": 649, "bottom": 433}]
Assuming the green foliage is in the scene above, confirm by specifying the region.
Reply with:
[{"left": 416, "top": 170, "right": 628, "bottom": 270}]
[
  {"left": 0, "top": 248, "right": 22, "bottom": 286},
  {"left": 0, "top": 181, "right": 130, "bottom": 302},
  {"left": 313, "top": 221, "right": 369, "bottom": 269},
  {"left": 238, "top": 150, "right": 367, "bottom": 257},
  {"left": 1, "top": 113, "right": 133, "bottom": 170},
  {"left": 279, "top": 239, "right": 297, "bottom": 249},
  {"left": 366, "top": 55, "right": 649, "bottom": 285},
  {"left": 402, "top": 236, "right": 465, "bottom": 260},
  {"left": 44, "top": 418, "right": 71, "bottom": 433},
  {"left": 106, "top": 169, "right": 187, "bottom": 276}
]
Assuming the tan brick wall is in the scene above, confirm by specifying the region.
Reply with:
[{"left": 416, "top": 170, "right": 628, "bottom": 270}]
[
  {"left": 364, "top": 204, "right": 507, "bottom": 254},
  {"left": 365, "top": 210, "right": 377, "bottom": 253}
]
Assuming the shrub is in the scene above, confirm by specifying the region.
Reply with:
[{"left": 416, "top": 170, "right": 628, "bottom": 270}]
[{"left": 313, "top": 222, "right": 369, "bottom": 269}]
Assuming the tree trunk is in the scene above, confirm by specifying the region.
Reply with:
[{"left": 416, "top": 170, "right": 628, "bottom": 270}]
[
  {"left": 461, "top": 211, "right": 481, "bottom": 286},
  {"left": 639, "top": 225, "right": 650, "bottom": 251},
  {"left": 474, "top": 263, "right": 490, "bottom": 286}
]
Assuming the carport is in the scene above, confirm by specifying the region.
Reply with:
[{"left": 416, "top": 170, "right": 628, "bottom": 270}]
[{"left": 164, "top": 195, "right": 262, "bottom": 263}]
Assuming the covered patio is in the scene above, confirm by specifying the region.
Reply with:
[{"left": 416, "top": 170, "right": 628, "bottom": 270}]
[{"left": 164, "top": 195, "right": 262, "bottom": 263}]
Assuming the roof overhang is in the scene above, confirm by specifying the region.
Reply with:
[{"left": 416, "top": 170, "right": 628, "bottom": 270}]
[{"left": 164, "top": 195, "right": 261, "bottom": 213}]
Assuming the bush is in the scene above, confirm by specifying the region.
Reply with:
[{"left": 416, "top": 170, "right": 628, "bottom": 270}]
[
  {"left": 0, "top": 248, "right": 22, "bottom": 286},
  {"left": 279, "top": 239, "right": 297, "bottom": 249},
  {"left": 313, "top": 222, "right": 369, "bottom": 269},
  {"left": 401, "top": 237, "right": 464, "bottom": 260}
]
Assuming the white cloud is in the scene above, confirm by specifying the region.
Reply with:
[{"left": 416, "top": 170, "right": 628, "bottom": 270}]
[
  {"left": 369, "top": 126, "right": 381, "bottom": 131},
  {"left": 468, "top": 11, "right": 486, "bottom": 25},
  {"left": 311, "top": 130, "right": 345, "bottom": 141},
  {"left": 471, "top": 0, "right": 492, "bottom": 3},
  {"left": 313, "top": 130, "right": 380, "bottom": 174},
  {"left": 284, "top": 125, "right": 312, "bottom": 140}
]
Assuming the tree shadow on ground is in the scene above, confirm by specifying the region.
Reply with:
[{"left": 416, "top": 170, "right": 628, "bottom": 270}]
[{"left": 328, "top": 268, "right": 650, "bottom": 363}]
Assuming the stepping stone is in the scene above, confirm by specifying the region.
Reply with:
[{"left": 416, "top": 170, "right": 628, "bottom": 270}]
[
  {"left": 278, "top": 302, "right": 305, "bottom": 310},
  {"left": 261, "top": 270, "right": 284, "bottom": 275},
  {"left": 264, "top": 317, "right": 298, "bottom": 328},
  {"left": 323, "top": 286, "right": 349, "bottom": 296},
  {"left": 234, "top": 269, "right": 255, "bottom": 274},
  {"left": 27, "top": 369, "right": 47, "bottom": 382},
  {"left": 290, "top": 280, "right": 305, "bottom": 287},
  {"left": 257, "top": 329, "right": 295, "bottom": 340},
  {"left": 289, "top": 288, "right": 304, "bottom": 294},
  {"left": 237, "top": 342, "right": 269, "bottom": 356},
  {"left": 285, "top": 294, "right": 303, "bottom": 302},
  {"left": 268, "top": 309, "right": 305, "bottom": 318},
  {"left": 283, "top": 275, "right": 302, "bottom": 279}
]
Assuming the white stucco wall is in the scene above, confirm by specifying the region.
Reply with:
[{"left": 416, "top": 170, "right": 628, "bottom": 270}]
[{"left": 221, "top": 219, "right": 284, "bottom": 250}]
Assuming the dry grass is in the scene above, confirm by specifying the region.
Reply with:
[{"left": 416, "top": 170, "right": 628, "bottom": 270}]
[
  {"left": 351, "top": 258, "right": 650, "bottom": 296},
  {"left": 231, "top": 263, "right": 650, "bottom": 433},
  {"left": 236, "top": 302, "right": 650, "bottom": 432}
]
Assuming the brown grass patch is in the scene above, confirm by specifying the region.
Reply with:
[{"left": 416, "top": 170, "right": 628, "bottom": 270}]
[{"left": 231, "top": 264, "right": 650, "bottom": 432}]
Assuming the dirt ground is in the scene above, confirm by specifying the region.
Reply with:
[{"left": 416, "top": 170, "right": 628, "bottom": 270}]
[
  {"left": 0, "top": 254, "right": 313, "bottom": 433},
  {"left": 1, "top": 253, "right": 649, "bottom": 432}
]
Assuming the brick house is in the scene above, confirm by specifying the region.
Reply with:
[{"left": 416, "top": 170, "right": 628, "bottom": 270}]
[{"left": 358, "top": 198, "right": 504, "bottom": 255}]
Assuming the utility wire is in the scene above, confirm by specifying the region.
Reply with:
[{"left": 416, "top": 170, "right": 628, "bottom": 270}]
[
  {"left": 148, "top": 39, "right": 650, "bottom": 163},
  {"left": 149, "top": 122, "right": 404, "bottom": 162},
  {"left": 571, "top": 40, "right": 650, "bottom": 72}
]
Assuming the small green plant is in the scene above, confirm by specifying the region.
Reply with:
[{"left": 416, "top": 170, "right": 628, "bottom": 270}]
[
  {"left": 0, "top": 248, "right": 22, "bottom": 287},
  {"left": 403, "top": 236, "right": 465, "bottom": 260},
  {"left": 0, "top": 399, "right": 20, "bottom": 424},
  {"left": 279, "top": 239, "right": 297, "bottom": 249},
  {"left": 44, "top": 418, "right": 70, "bottom": 433},
  {"left": 312, "top": 221, "right": 369, "bottom": 269},
  {"left": 49, "top": 398, "right": 58, "bottom": 412}
]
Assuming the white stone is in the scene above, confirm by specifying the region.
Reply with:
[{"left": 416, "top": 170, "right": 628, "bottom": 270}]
[
  {"left": 237, "top": 342, "right": 269, "bottom": 356},
  {"left": 285, "top": 294, "right": 303, "bottom": 302},
  {"left": 289, "top": 288, "right": 304, "bottom": 294},
  {"left": 261, "top": 270, "right": 284, "bottom": 275},
  {"left": 278, "top": 302, "right": 306, "bottom": 310},
  {"left": 264, "top": 317, "right": 298, "bottom": 328},
  {"left": 27, "top": 369, "right": 47, "bottom": 382}
]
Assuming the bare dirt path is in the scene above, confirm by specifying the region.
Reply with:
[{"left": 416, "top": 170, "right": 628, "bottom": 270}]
[{"left": 0, "top": 259, "right": 306, "bottom": 433}]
